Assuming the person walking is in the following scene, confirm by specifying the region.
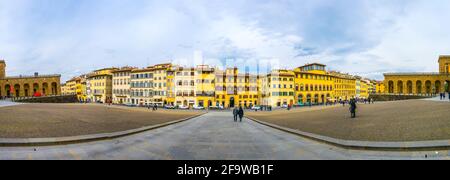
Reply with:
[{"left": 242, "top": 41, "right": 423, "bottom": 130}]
[
  {"left": 440, "top": 93, "right": 443, "bottom": 100},
  {"left": 349, "top": 99, "right": 357, "bottom": 118},
  {"left": 238, "top": 106, "right": 244, "bottom": 122},
  {"left": 233, "top": 107, "right": 238, "bottom": 122}
]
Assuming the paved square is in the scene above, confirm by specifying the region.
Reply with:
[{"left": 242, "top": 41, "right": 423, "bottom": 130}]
[
  {"left": 247, "top": 100, "right": 450, "bottom": 141},
  {"left": 0, "top": 103, "right": 201, "bottom": 138}
]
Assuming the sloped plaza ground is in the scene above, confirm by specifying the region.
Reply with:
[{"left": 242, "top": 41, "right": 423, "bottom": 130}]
[
  {"left": 0, "top": 103, "right": 201, "bottom": 138},
  {"left": 247, "top": 100, "right": 450, "bottom": 142}
]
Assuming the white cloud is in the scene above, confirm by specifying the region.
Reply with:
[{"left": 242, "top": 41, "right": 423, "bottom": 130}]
[{"left": 1, "top": 0, "right": 449, "bottom": 81}]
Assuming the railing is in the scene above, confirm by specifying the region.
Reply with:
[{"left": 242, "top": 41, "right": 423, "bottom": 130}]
[
  {"left": 5, "top": 74, "right": 61, "bottom": 79},
  {"left": 370, "top": 93, "right": 436, "bottom": 97},
  {"left": 10, "top": 95, "right": 63, "bottom": 101}
]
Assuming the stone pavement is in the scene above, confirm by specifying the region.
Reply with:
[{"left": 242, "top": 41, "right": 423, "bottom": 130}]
[
  {"left": 0, "top": 111, "right": 449, "bottom": 160},
  {"left": 0, "top": 100, "right": 21, "bottom": 107},
  {"left": 422, "top": 95, "right": 450, "bottom": 102}
]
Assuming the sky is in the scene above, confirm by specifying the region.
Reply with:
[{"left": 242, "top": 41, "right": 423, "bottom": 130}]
[{"left": 1, "top": 0, "right": 450, "bottom": 81}]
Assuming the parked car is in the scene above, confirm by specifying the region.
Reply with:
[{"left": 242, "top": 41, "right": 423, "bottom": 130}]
[
  {"left": 251, "top": 106, "right": 261, "bottom": 110},
  {"left": 178, "top": 105, "right": 189, "bottom": 110},
  {"left": 125, "top": 103, "right": 136, "bottom": 107},
  {"left": 281, "top": 104, "right": 289, "bottom": 108},
  {"left": 164, "top": 105, "right": 175, "bottom": 109},
  {"left": 193, "top": 105, "right": 205, "bottom": 110}
]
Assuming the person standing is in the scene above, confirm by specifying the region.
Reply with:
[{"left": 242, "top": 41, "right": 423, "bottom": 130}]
[
  {"left": 238, "top": 106, "right": 244, "bottom": 122},
  {"left": 233, "top": 107, "right": 238, "bottom": 122},
  {"left": 350, "top": 99, "right": 357, "bottom": 119},
  {"left": 440, "top": 93, "right": 443, "bottom": 100}
]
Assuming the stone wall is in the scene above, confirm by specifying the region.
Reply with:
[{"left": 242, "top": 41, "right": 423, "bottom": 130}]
[
  {"left": 369, "top": 94, "right": 431, "bottom": 102},
  {"left": 13, "top": 95, "right": 78, "bottom": 103}
]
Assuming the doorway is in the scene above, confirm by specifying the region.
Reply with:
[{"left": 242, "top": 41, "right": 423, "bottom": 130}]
[{"left": 229, "top": 97, "right": 235, "bottom": 108}]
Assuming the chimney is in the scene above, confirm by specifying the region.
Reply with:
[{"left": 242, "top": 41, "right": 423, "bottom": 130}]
[{"left": 34, "top": 72, "right": 39, "bottom": 77}]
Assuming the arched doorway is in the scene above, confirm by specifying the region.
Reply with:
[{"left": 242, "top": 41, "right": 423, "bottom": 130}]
[
  {"left": 306, "top": 94, "right": 311, "bottom": 104},
  {"left": 397, "top": 81, "right": 403, "bottom": 94},
  {"left": 435, "top": 81, "right": 441, "bottom": 94},
  {"left": 24, "top": 84, "right": 30, "bottom": 97},
  {"left": 446, "top": 81, "right": 450, "bottom": 93},
  {"left": 321, "top": 94, "right": 325, "bottom": 104},
  {"left": 42, "top": 83, "right": 49, "bottom": 96},
  {"left": 51, "top": 82, "right": 58, "bottom": 95},
  {"left": 388, "top": 81, "right": 394, "bottom": 93},
  {"left": 314, "top": 94, "right": 319, "bottom": 104},
  {"left": 14, "top": 84, "right": 20, "bottom": 97},
  {"left": 5, "top": 84, "right": 11, "bottom": 97},
  {"left": 425, "top": 80, "right": 432, "bottom": 94},
  {"left": 407, "top": 81, "right": 413, "bottom": 94},
  {"left": 33, "top": 83, "right": 39, "bottom": 94},
  {"left": 298, "top": 94, "right": 303, "bottom": 105},
  {"left": 229, "top": 97, "right": 235, "bottom": 108},
  {"left": 416, "top": 81, "right": 422, "bottom": 94}
]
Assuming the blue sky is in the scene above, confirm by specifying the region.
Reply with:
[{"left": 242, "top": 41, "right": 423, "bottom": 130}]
[{"left": 1, "top": 0, "right": 450, "bottom": 81}]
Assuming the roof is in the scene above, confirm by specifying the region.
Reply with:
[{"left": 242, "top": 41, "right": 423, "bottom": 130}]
[
  {"left": 112, "top": 67, "right": 136, "bottom": 73},
  {"left": 131, "top": 67, "right": 154, "bottom": 73},
  {"left": 299, "top": 63, "right": 327, "bottom": 68},
  {"left": 94, "top": 67, "right": 119, "bottom": 72},
  {"left": 0, "top": 60, "right": 5, "bottom": 63}
]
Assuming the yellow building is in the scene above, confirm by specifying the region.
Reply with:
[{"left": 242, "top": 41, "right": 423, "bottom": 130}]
[
  {"left": 165, "top": 67, "right": 176, "bottom": 106},
  {"left": 376, "top": 81, "right": 385, "bottom": 94},
  {"left": 359, "top": 79, "right": 370, "bottom": 99},
  {"left": 63, "top": 78, "right": 77, "bottom": 95},
  {"left": 61, "top": 75, "right": 88, "bottom": 101},
  {"left": 151, "top": 63, "right": 172, "bottom": 106},
  {"left": 195, "top": 65, "right": 216, "bottom": 108},
  {"left": 87, "top": 68, "right": 117, "bottom": 103},
  {"left": 236, "top": 73, "right": 259, "bottom": 108},
  {"left": 259, "top": 69, "right": 295, "bottom": 107},
  {"left": 330, "top": 71, "right": 356, "bottom": 101},
  {"left": 215, "top": 68, "right": 239, "bottom": 108},
  {"left": 293, "top": 63, "right": 335, "bottom": 105},
  {"left": 0, "top": 60, "right": 61, "bottom": 97},
  {"left": 384, "top": 55, "right": 450, "bottom": 95}
]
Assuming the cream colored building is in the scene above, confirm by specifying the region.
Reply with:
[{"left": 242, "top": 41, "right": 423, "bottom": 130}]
[
  {"left": 130, "top": 67, "right": 154, "bottom": 106},
  {"left": 174, "top": 67, "right": 196, "bottom": 107},
  {"left": 112, "top": 67, "right": 135, "bottom": 104}
]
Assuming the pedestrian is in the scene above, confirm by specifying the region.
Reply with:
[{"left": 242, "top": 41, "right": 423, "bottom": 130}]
[
  {"left": 440, "top": 93, "right": 443, "bottom": 100},
  {"left": 349, "top": 99, "right": 357, "bottom": 118},
  {"left": 238, "top": 106, "right": 244, "bottom": 122},
  {"left": 233, "top": 107, "right": 238, "bottom": 122}
]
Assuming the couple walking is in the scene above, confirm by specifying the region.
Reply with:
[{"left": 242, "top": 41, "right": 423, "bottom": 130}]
[{"left": 233, "top": 106, "right": 244, "bottom": 122}]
